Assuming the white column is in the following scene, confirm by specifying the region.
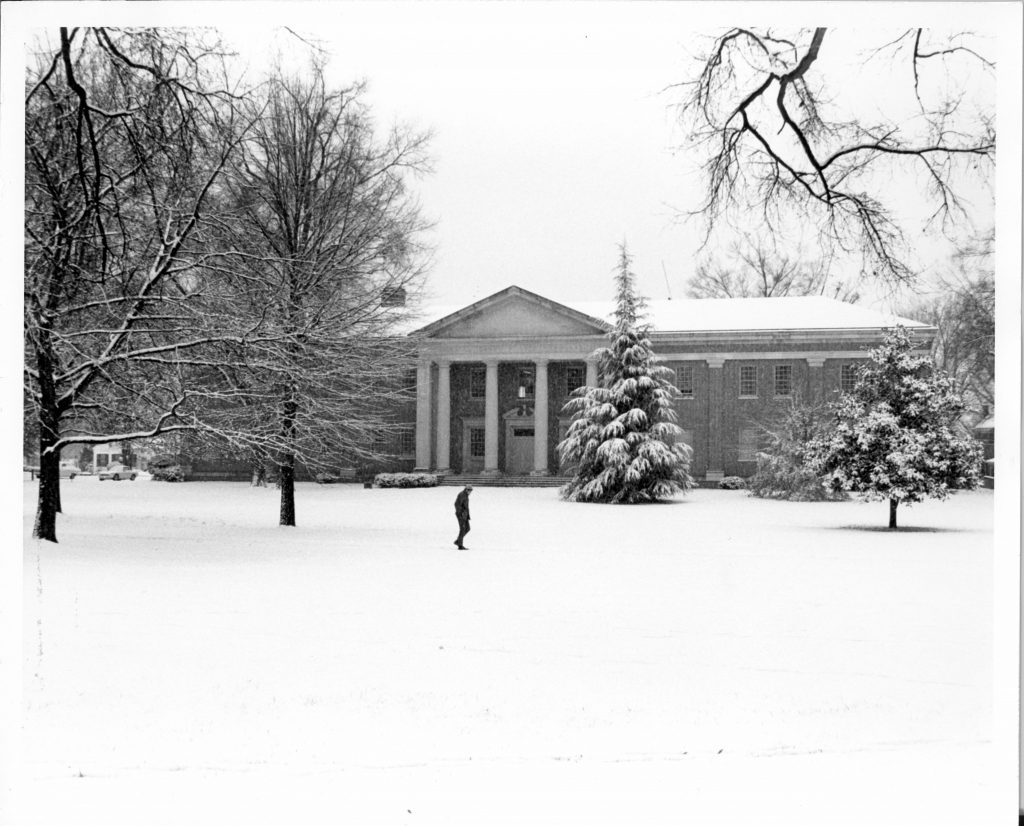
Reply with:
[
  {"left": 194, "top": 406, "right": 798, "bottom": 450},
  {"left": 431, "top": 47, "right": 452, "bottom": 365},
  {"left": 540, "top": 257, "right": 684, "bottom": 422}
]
[
  {"left": 414, "top": 361, "right": 433, "bottom": 471},
  {"left": 483, "top": 361, "right": 500, "bottom": 475},
  {"left": 585, "top": 358, "right": 599, "bottom": 388},
  {"left": 532, "top": 359, "right": 549, "bottom": 475},
  {"left": 435, "top": 361, "right": 452, "bottom": 474}
]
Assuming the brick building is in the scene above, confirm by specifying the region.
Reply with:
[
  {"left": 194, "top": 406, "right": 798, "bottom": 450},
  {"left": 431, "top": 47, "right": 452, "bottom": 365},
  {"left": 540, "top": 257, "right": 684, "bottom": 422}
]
[{"left": 407, "top": 285, "right": 932, "bottom": 484}]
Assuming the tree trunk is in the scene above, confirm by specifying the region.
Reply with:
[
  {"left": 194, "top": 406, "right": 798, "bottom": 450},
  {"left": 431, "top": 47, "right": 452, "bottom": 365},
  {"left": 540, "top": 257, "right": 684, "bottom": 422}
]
[
  {"left": 888, "top": 497, "right": 898, "bottom": 530},
  {"left": 251, "top": 462, "right": 266, "bottom": 487},
  {"left": 33, "top": 433, "right": 61, "bottom": 543},
  {"left": 33, "top": 339, "right": 62, "bottom": 541},
  {"left": 279, "top": 456, "right": 296, "bottom": 526},
  {"left": 278, "top": 389, "right": 298, "bottom": 526}
]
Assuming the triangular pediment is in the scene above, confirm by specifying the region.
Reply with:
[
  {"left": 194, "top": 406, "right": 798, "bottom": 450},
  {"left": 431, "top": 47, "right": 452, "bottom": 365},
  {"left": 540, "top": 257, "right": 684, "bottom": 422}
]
[{"left": 412, "top": 286, "right": 609, "bottom": 339}]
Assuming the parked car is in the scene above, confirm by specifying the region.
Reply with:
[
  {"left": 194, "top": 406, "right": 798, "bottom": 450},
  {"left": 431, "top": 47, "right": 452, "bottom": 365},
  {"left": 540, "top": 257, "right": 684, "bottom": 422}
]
[
  {"left": 24, "top": 465, "right": 88, "bottom": 480},
  {"left": 98, "top": 463, "right": 137, "bottom": 481}
]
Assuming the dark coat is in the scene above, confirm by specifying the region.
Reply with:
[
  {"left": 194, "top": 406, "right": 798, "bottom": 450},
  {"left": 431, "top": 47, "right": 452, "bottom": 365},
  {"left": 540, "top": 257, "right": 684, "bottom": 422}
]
[{"left": 454, "top": 489, "right": 471, "bottom": 521}]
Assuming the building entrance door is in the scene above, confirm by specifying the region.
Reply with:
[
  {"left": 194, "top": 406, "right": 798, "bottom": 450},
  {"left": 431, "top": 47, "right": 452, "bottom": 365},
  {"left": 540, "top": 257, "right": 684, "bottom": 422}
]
[{"left": 507, "top": 426, "right": 534, "bottom": 474}]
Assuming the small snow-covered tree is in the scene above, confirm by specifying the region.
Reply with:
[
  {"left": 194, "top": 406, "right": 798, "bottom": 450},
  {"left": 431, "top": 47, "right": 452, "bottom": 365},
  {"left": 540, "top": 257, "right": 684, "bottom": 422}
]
[
  {"left": 748, "top": 397, "right": 846, "bottom": 501},
  {"left": 807, "top": 327, "right": 982, "bottom": 529},
  {"left": 557, "top": 246, "right": 693, "bottom": 503}
]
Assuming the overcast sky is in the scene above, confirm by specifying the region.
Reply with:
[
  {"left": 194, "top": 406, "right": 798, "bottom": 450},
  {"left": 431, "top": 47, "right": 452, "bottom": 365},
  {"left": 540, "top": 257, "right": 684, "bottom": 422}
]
[
  {"left": 227, "top": 7, "right": 705, "bottom": 310},
  {"left": 207, "top": 4, "right": 1007, "bottom": 313},
  {"left": 4, "top": 3, "right": 1018, "bottom": 317}
]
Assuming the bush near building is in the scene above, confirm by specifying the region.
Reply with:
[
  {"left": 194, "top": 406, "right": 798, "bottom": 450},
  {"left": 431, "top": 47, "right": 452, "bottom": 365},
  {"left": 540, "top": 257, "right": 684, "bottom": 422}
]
[
  {"left": 747, "top": 400, "right": 846, "bottom": 502},
  {"left": 373, "top": 473, "right": 439, "bottom": 488}
]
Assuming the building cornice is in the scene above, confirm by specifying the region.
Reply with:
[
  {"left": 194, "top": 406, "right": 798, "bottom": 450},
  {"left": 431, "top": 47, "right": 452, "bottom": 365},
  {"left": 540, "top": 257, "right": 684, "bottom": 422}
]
[
  {"left": 414, "top": 326, "right": 935, "bottom": 363},
  {"left": 651, "top": 326, "right": 937, "bottom": 345},
  {"left": 417, "top": 336, "right": 606, "bottom": 361},
  {"left": 658, "top": 350, "right": 931, "bottom": 361}
]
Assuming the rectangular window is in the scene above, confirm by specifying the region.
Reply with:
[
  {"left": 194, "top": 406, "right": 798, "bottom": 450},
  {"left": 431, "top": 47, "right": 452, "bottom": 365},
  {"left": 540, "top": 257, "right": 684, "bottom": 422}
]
[
  {"left": 739, "top": 365, "right": 757, "bottom": 397},
  {"left": 738, "top": 428, "right": 758, "bottom": 462},
  {"left": 470, "top": 367, "right": 486, "bottom": 399},
  {"left": 469, "top": 428, "right": 485, "bottom": 458},
  {"left": 676, "top": 364, "right": 694, "bottom": 397},
  {"left": 398, "top": 428, "right": 415, "bottom": 456},
  {"left": 774, "top": 364, "right": 793, "bottom": 397},
  {"left": 371, "top": 431, "right": 387, "bottom": 454},
  {"left": 841, "top": 363, "right": 858, "bottom": 393},
  {"left": 566, "top": 366, "right": 585, "bottom": 395}
]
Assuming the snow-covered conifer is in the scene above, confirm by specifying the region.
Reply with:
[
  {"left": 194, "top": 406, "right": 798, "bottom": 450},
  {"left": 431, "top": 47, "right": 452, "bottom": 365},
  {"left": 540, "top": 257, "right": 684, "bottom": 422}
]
[
  {"left": 557, "top": 246, "right": 693, "bottom": 503},
  {"left": 807, "top": 326, "right": 983, "bottom": 529}
]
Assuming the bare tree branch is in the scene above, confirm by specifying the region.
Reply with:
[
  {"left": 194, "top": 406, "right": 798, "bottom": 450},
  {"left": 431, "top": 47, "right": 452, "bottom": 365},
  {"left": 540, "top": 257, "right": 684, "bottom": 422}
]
[{"left": 677, "top": 27, "right": 995, "bottom": 287}]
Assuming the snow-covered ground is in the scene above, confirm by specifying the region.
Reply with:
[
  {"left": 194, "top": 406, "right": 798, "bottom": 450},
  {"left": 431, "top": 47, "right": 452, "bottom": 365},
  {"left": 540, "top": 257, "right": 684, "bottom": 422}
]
[{"left": 18, "top": 479, "right": 998, "bottom": 825}]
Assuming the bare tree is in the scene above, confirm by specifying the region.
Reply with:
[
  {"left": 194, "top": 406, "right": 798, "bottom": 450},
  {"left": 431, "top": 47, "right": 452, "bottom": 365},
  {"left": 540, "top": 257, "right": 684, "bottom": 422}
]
[
  {"left": 197, "top": 65, "right": 432, "bottom": 527},
  {"left": 676, "top": 28, "right": 995, "bottom": 287},
  {"left": 24, "top": 28, "right": 249, "bottom": 542},
  {"left": 687, "top": 238, "right": 860, "bottom": 301},
  {"left": 900, "top": 230, "right": 994, "bottom": 425}
]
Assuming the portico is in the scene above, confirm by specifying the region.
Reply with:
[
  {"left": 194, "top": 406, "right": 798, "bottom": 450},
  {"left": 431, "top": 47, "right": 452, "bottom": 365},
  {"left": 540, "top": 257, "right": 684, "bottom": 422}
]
[
  {"left": 409, "top": 286, "right": 609, "bottom": 477},
  {"left": 414, "top": 355, "right": 600, "bottom": 476}
]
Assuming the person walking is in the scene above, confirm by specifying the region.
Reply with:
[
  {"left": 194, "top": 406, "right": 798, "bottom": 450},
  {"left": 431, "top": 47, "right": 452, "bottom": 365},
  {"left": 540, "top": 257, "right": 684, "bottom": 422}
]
[{"left": 454, "top": 485, "right": 472, "bottom": 550}]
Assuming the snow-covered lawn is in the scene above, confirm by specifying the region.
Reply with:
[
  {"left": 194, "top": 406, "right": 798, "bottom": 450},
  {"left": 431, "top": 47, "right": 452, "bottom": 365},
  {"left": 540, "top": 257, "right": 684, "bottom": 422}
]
[{"left": 20, "top": 480, "right": 996, "bottom": 825}]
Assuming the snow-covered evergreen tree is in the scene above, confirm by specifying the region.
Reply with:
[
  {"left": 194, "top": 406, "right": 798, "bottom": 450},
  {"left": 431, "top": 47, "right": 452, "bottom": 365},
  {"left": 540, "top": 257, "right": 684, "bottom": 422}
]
[
  {"left": 557, "top": 246, "right": 693, "bottom": 503},
  {"left": 807, "top": 326, "right": 982, "bottom": 529}
]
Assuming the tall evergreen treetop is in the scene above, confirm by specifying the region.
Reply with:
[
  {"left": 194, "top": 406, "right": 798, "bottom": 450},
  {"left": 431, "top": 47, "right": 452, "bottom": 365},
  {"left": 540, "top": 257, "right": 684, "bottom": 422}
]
[{"left": 557, "top": 246, "right": 693, "bottom": 503}]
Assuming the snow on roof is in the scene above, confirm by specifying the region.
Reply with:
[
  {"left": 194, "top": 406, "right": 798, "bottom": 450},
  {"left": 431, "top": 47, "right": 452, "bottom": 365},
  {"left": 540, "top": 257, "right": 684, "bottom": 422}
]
[
  {"left": 408, "top": 292, "right": 928, "bottom": 336},
  {"left": 562, "top": 295, "right": 927, "bottom": 333}
]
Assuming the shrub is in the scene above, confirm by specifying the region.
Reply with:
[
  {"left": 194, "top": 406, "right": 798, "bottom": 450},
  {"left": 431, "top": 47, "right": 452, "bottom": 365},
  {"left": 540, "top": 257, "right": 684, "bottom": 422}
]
[
  {"left": 748, "top": 452, "right": 845, "bottom": 501},
  {"left": 147, "top": 454, "right": 191, "bottom": 479},
  {"left": 718, "top": 476, "right": 746, "bottom": 490},
  {"left": 315, "top": 472, "right": 341, "bottom": 485},
  {"left": 373, "top": 472, "right": 439, "bottom": 489},
  {"left": 150, "top": 464, "right": 185, "bottom": 482},
  {"left": 747, "top": 399, "right": 846, "bottom": 501}
]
